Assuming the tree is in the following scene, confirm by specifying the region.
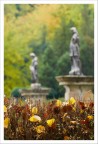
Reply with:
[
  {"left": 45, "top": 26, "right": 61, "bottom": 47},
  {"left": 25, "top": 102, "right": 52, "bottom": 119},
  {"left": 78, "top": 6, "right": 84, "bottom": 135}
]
[{"left": 4, "top": 4, "right": 94, "bottom": 97}]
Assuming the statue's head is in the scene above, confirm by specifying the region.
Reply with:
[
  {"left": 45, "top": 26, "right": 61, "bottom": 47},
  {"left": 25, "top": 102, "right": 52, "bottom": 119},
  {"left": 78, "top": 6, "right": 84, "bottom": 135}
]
[
  {"left": 30, "top": 53, "right": 36, "bottom": 58},
  {"left": 70, "top": 27, "right": 78, "bottom": 34}
]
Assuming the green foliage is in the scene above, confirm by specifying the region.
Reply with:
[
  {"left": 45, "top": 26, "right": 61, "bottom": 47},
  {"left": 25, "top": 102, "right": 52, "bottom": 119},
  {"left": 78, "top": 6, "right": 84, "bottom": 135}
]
[
  {"left": 11, "top": 88, "right": 21, "bottom": 98},
  {"left": 4, "top": 4, "right": 94, "bottom": 98}
]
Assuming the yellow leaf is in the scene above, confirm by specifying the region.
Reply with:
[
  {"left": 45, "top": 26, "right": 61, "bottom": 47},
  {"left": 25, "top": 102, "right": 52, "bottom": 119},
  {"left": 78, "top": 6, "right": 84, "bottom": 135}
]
[
  {"left": 46, "top": 118, "right": 55, "bottom": 127},
  {"left": 69, "top": 97, "right": 76, "bottom": 105},
  {"left": 32, "top": 107, "right": 38, "bottom": 114},
  {"left": 36, "top": 125, "right": 45, "bottom": 134},
  {"left": 56, "top": 100, "right": 62, "bottom": 107},
  {"left": 29, "top": 115, "right": 41, "bottom": 122},
  {"left": 4, "top": 105, "right": 7, "bottom": 113},
  {"left": 4, "top": 117, "right": 10, "bottom": 128}
]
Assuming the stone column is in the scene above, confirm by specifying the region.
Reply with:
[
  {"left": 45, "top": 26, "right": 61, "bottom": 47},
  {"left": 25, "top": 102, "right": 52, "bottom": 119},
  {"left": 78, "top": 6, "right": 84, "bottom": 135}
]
[{"left": 56, "top": 76, "right": 94, "bottom": 102}]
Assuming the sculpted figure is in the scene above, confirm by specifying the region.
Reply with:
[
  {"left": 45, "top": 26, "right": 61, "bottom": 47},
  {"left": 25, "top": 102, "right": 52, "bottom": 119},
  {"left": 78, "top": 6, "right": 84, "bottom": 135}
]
[
  {"left": 69, "top": 27, "right": 82, "bottom": 75},
  {"left": 30, "top": 53, "right": 38, "bottom": 83}
]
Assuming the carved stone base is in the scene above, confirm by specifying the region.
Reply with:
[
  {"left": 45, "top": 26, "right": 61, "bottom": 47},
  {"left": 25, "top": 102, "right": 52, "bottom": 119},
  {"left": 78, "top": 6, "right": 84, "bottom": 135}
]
[
  {"left": 20, "top": 87, "right": 51, "bottom": 106},
  {"left": 56, "top": 75, "right": 94, "bottom": 102}
]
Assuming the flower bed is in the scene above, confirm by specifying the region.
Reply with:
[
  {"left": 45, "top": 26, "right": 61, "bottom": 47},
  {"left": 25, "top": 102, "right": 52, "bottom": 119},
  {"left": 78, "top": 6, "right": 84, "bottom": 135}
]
[{"left": 4, "top": 97, "right": 94, "bottom": 140}]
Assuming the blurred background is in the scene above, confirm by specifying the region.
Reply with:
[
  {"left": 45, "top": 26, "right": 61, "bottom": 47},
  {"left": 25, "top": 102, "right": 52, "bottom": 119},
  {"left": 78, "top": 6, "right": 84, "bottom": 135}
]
[{"left": 4, "top": 4, "right": 94, "bottom": 99}]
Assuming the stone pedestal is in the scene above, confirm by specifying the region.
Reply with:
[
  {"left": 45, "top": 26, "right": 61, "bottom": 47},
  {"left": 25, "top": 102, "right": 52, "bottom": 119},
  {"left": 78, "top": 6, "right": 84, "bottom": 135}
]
[
  {"left": 56, "top": 75, "right": 94, "bottom": 102},
  {"left": 20, "top": 87, "right": 50, "bottom": 106},
  {"left": 31, "top": 83, "right": 41, "bottom": 90}
]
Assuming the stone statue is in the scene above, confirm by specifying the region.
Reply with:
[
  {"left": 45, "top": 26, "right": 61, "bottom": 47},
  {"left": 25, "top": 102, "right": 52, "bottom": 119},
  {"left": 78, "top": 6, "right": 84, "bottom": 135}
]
[
  {"left": 30, "top": 53, "right": 38, "bottom": 83},
  {"left": 69, "top": 27, "right": 82, "bottom": 75}
]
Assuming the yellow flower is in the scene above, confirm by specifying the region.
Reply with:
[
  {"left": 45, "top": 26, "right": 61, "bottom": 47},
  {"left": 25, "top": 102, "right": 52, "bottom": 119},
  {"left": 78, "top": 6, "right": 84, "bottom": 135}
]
[
  {"left": 80, "top": 110, "right": 84, "bottom": 114},
  {"left": 29, "top": 115, "right": 41, "bottom": 122},
  {"left": 36, "top": 125, "right": 45, "bottom": 134},
  {"left": 32, "top": 107, "right": 38, "bottom": 114},
  {"left": 56, "top": 100, "right": 62, "bottom": 107},
  {"left": 46, "top": 118, "right": 55, "bottom": 127},
  {"left": 87, "top": 115, "right": 93, "bottom": 120},
  {"left": 69, "top": 97, "right": 76, "bottom": 105},
  {"left": 4, "top": 105, "right": 7, "bottom": 113},
  {"left": 4, "top": 117, "right": 10, "bottom": 128}
]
